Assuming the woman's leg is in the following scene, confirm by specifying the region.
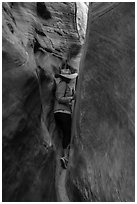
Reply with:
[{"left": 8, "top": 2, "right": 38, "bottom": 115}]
[
  {"left": 61, "top": 114, "right": 71, "bottom": 149},
  {"left": 54, "top": 112, "right": 71, "bottom": 152},
  {"left": 54, "top": 112, "right": 71, "bottom": 168}
]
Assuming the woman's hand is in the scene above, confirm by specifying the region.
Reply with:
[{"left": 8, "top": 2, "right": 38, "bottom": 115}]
[
  {"left": 67, "top": 97, "right": 73, "bottom": 106},
  {"left": 71, "top": 89, "right": 76, "bottom": 101}
]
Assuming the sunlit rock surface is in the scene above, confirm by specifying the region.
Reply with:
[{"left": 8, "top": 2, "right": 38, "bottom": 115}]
[
  {"left": 2, "top": 2, "right": 87, "bottom": 201},
  {"left": 76, "top": 2, "right": 88, "bottom": 44},
  {"left": 67, "top": 2, "right": 135, "bottom": 202}
]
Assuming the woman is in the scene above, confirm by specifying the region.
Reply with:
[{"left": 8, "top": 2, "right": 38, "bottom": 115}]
[{"left": 54, "top": 68, "right": 78, "bottom": 168}]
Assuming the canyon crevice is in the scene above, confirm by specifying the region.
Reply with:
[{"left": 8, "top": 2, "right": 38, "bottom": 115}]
[{"left": 2, "top": 2, "right": 134, "bottom": 202}]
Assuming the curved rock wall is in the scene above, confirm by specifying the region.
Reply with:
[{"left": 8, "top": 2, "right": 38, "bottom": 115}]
[
  {"left": 67, "top": 2, "right": 135, "bottom": 202},
  {"left": 2, "top": 2, "right": 87, "bottom": 201}
]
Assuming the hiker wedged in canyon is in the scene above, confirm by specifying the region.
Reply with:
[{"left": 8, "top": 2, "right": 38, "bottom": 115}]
[{"left": 54, "top": 65, "right": 78, "bottom": 169}]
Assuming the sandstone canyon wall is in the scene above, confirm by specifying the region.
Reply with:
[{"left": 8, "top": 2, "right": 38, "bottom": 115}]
[
  {"left": 67, "top": 2, "right": 135, "bottom": 202},
  {"left": 2, "top": 2, "right": 134, "bottom": 202},
  {"left": 2, "top": 2, "right": 87, "bottom": 201}
]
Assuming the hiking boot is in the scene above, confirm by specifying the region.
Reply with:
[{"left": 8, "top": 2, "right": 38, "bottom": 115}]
[{"left": 60, "top": 157, "right": 68, "bottom": 169}]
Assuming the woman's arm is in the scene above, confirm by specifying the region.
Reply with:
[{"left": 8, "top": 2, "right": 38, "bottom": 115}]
[{"left": 56, "top": 81, "right": 73, "bottom": 104}]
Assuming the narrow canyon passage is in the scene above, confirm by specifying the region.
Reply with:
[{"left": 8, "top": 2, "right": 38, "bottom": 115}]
[
  {"left": 2, "top": 2, "right": 134, "bottom": 202},
  {"left": 55, "top": 145, "right": 70, "bottom": 202}
]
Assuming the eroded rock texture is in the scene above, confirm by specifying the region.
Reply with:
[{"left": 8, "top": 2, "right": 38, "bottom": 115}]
[
  {"left": 67, "top": 2, "right": 135, "bottom": 202},
  {"left": 2, "top": 2, "right": 87, "bottom": 201}
]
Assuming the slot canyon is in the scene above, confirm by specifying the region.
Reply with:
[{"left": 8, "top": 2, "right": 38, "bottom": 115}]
[{"left": 2, "top": 2, "right": 134, "bottom": 202}]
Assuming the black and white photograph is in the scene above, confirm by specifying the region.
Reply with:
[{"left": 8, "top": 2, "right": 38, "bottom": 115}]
[{"left": 2, "top": 1, "right": 135, "bottom": 202}]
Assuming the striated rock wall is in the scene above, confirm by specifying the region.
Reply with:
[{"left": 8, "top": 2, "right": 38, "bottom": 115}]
[
  {"left": 67, "top": 2, "right": 135, "bottom": 202},
  {"left": 2, "top": 2, "right": 87, "bottom": 201},
  {"left": 76, "top": 2, "right": 88, "bottom": 44}
]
